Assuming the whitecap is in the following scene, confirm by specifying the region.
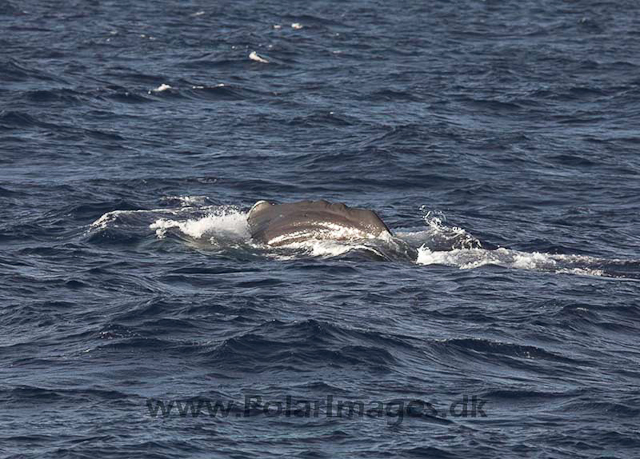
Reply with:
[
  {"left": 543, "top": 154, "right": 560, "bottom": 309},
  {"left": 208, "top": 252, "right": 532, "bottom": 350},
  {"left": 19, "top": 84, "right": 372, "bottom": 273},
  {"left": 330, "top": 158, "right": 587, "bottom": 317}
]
[
  {"left": 150, "top": 83, "right": 172, "bottom": 93},
  {"left": 249, "top": 51, "right": 269, "bottom": 63}
]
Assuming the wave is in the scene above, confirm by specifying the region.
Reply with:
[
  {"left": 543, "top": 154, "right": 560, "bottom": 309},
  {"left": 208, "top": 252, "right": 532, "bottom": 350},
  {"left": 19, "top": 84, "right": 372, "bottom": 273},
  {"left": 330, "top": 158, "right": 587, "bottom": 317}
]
[
  {"left": 0, "top": 59, "right": 67, "bottom": 83},
  {"left": 1, "top": 385, "right": 130, "bottom": 403},
  {"left": 435, "top": 337, "right": 585, "bottom": 365},
  {"left": 0, "top": 186, "right": 17, "bottom": 197},
  {"left": 203, "top": 319, "right": 404, "bottom": 371},
  {"left": 0, "top": 110, "right": 58, "bottom": 130},
  {"left": 22, "top": 88, "right": 86, "bottom": 104}
]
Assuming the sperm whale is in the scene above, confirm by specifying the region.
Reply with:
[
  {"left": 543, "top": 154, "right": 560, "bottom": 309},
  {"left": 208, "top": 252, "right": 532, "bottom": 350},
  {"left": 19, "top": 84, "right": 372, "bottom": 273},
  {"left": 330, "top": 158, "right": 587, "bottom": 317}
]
[{"left": 247, "top": 200, "right": 392, "bottom": 246}]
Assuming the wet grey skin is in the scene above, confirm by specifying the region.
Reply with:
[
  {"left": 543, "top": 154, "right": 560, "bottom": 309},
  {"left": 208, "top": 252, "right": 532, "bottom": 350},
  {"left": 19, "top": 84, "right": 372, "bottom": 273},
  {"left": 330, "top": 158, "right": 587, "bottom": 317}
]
[{"left": 247, "top": 200, "right": 392, "bottom": 246}]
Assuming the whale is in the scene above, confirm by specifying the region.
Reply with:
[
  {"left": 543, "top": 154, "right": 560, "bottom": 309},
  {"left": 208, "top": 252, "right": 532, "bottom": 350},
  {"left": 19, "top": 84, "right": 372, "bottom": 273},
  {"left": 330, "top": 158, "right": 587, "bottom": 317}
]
[{"left": 247, "top": 200, "right": 392, "bottom": 246}]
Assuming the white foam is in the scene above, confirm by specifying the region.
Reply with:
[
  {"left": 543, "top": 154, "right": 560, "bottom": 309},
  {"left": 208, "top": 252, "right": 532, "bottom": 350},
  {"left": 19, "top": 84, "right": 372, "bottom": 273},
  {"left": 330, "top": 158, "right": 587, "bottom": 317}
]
[
  {"left": 558, "top": 267, "right": 605, "bottom": 277},
  {"left": 150, "top": 83, "right": 171, "bottom": 93},
  {"left": 91, "top": 211, "right": 122, "bottom": 230},
  {"left": 249, "top": 51, "right": 269, "bottom": 63},
  {"left": 192, "top": 83, "right": 225, "bottom": 89},
  {"left": 90, "top": 209, "right": 180, "bottom": 230},
  {"left": 416, "top": 246, "right": 608, "bottom": 277},
  {"left": 150, "top": 209, "right": 249, "bottom": 243}
]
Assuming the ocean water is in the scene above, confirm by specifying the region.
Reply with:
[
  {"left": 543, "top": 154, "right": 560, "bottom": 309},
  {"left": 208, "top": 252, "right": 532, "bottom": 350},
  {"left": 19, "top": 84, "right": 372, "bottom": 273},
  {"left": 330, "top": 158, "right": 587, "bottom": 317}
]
[{"left": 1, "top": 0, "right": 640, "bottom": 457}]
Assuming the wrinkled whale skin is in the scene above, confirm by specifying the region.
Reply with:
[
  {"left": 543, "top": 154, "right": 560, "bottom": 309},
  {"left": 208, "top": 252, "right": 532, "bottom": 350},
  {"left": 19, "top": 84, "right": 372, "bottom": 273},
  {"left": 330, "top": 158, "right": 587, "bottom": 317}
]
[{"left": 247, "top": 200, "right": 392, "bottom": 246}]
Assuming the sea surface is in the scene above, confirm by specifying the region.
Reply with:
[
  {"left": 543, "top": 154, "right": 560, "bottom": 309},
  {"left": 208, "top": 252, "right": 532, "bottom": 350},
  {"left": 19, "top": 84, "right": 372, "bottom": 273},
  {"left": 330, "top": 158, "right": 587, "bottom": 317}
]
[{"left": 1, "top": 0, "right": 640, "bottom": 457}]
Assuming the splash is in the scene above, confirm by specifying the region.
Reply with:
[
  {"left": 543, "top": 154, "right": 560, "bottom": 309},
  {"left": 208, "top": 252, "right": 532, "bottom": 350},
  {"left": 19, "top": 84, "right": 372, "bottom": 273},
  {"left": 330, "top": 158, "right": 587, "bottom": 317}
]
[
  {"left": 395, "top": 208, "right": 481, "bottom": 251},
  {"left": 150, "top": 208, "right": 249, "bottom": 244}
]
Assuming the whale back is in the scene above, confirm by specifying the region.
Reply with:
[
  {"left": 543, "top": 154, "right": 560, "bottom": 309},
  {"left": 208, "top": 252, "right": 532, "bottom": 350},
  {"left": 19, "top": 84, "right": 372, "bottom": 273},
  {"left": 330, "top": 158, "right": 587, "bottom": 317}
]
[{"left": 247, "top": 200, "right": 392, "bottom": 246}]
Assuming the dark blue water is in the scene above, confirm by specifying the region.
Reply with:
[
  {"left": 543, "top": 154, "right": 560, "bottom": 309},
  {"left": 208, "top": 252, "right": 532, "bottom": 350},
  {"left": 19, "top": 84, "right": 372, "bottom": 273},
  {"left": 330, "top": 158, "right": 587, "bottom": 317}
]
[{"left": 2, "top": 0, "right": 640, "bottom": 457}]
